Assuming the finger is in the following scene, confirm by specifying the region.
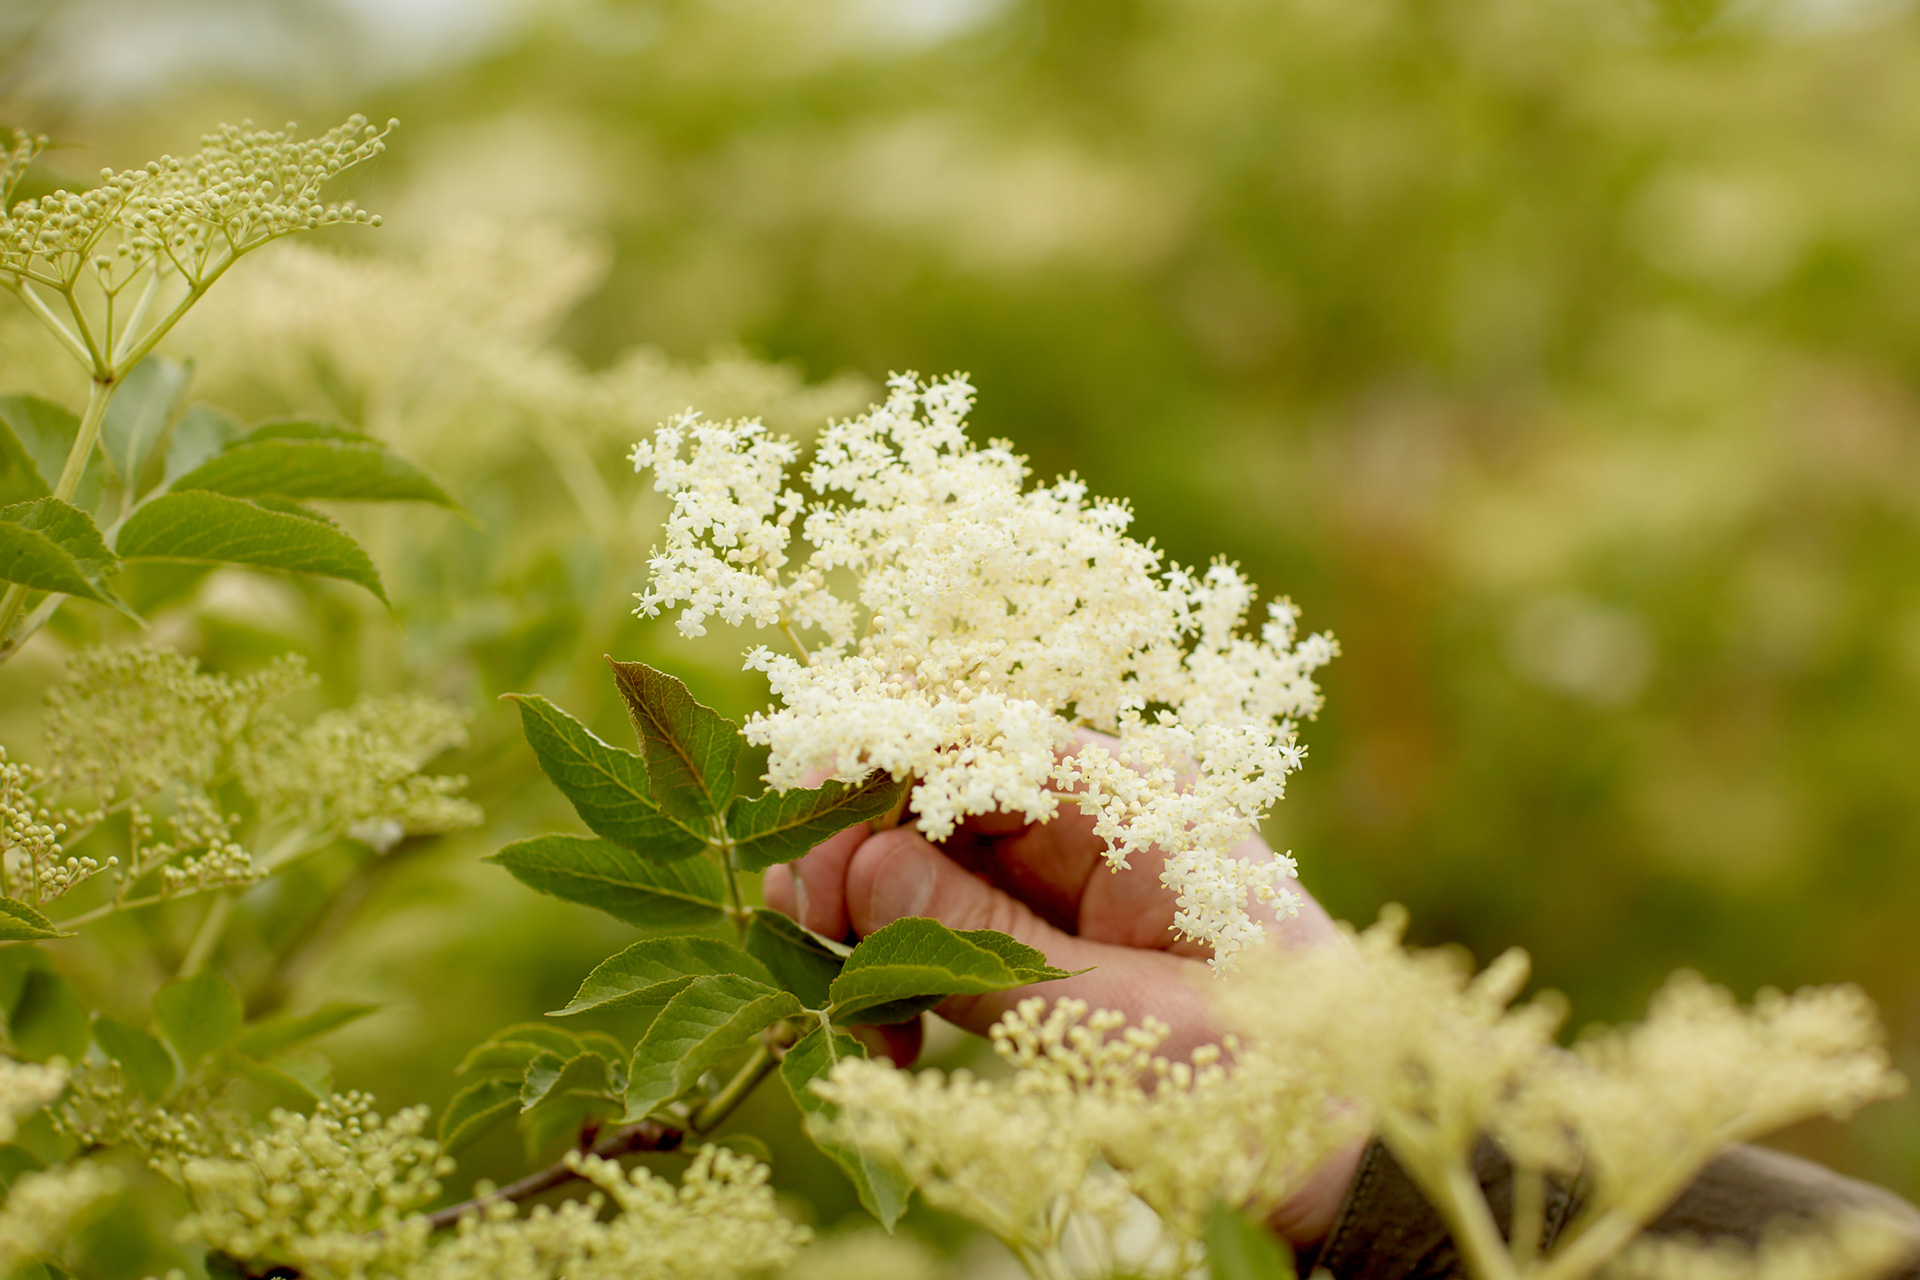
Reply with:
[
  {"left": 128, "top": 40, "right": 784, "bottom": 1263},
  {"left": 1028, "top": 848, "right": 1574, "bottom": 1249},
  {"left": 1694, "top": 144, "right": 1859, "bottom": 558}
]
[
  {"left": 767, "top": 822, "right": 868, "bottom": 938},
  {"left": 843, "top": 827, "right": 1215, "bottom": 1048}
]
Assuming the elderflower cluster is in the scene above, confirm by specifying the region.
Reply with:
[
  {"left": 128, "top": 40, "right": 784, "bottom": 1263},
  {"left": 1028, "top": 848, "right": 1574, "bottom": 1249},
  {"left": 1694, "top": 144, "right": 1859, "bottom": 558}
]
[
  {"left": 239, "top": 694, "right": 483, "bottom": 852},
  {"left": 816, "top": 997, "right": 1353, "bottom": 1277},
  {"left": 1, "top": 118, "right": 390, "bottom": 290},
  {"left": 632, "top": 373, "right": 1335, "bottom": 964},
  {"left": 0, "top": 748, "right": 107, "bottom": 904},
  {"left": 179, "top": 1094, "right": 449, "bottom": 1278},
  {"left": 1608, "top": 1210, "right": 1918, "bottom": 1280},
  {"left": 412, "top": 1148, "right": 809, "bottom": 1280},
  {"left": 1218, "top": 910, "right": 1906, "bottom": 1280},
  {"left": 0, "top": 1056, "right": 66, "bottom": 1144},
  {"left": 0, "top": 1161, "right": 120, "bottom": 1275}
]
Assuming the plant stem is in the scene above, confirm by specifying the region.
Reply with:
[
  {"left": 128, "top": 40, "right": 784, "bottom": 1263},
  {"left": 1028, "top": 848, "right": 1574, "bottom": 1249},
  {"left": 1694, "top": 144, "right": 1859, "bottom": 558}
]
[
  {"left": 421, "top": 1119, "right": 685, "bottom": 1233},
  {"left": 689, "top": 1041, "right": 779, "bottom": 1133},
  {"left": 0, "top": 376, "right": 115, "bottom": 651},
  {"left": 178, "top": 892, "right": 234, "bottom": 977}
]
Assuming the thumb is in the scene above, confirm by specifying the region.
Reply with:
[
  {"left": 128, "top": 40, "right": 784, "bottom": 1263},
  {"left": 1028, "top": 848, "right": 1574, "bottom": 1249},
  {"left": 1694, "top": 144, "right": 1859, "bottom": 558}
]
[{"left": 844, "top": 828, "right": 1211, "bottom": 1044}]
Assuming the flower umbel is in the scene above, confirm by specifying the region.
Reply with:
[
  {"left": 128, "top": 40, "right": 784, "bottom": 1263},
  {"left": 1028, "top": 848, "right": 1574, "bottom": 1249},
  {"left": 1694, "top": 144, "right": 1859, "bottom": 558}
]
[{"left": 632, "top": 373, "right": 1335, "bottom": 964}]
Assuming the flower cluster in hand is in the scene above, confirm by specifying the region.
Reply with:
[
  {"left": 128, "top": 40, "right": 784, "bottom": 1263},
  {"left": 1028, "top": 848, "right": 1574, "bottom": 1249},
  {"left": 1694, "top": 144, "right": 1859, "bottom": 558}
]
[{"left": 631, "top": 373, "right": 1336, "bottom": 963}]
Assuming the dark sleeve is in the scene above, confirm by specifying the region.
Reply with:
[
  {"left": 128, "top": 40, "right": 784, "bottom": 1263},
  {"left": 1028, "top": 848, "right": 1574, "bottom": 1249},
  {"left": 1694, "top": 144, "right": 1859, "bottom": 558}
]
[{"left": 1300, "top": 1139, "right": 1920, "bottom": 1280}]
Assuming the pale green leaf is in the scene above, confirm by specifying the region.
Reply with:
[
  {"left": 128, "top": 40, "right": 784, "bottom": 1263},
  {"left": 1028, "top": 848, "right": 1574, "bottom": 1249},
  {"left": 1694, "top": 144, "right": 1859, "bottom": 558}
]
[
  {"left": 826, "top": 917, "right": 1071, "bottom": 1022},
  {"left": 0, "top": 498, "right": 124, "bottom": 607},
  {"left": 487, "top": 834, "right": 728, "bottom": 930},
  {"left": 0, "top": 396, "right": 72, "bottom": 500},
  {"left": 439, "top": 1077, "right": 520, "bottom": 1153},
  {"left": 91, "top": 1015, "right": 176, "bottom": 1102},
  {"left": 102, "top": 356, "right": 191, "bottom": 493},
  {"left": 520, "top": 1050, "right": 616, "bottom": 1111},
  {"left": 728, "top": 771, "right": 904, "bottom": 872},
  {"left": 0, "top": 898, "right": 67, "bottom": 941},
  {"left": 161, "top": 404, "right": 243, "bottom": 488},
  {"left": 9, "top": 970, "right": 88, "bottom": 1063},
  {"left": 506, "top": 694, "right": 706, "bottom": 859},
  {"left": 173, "top": 429, "right": 458, "bottom": 508},
  {"left": 117, "top": 490, "right": 388, "bottom": 604},
  {"left": 782, "top": 1026, "right": 912, "bottom": 1228},
  {"left": 1205, "top": 1201, "right": 1296, "bottom": 1280},
  {"left": 221, "top": 1051, "right": 320, "bottom": 1109},
  {"left": 555, "top": 936, "right": 772, "bottom": 1017},
  {"left": 152, "top": 971, "right": 243, "bottom": 1069},
  {"left": 744, "top": 910, "right": 845, "bottom": 1010},
  {"left": 621, "top": 975, "right": 802, "bottom": 1122},
  {"left": 606, "top": 658, "right": 740, "bottom": 824},
  {"left": 230, "top": 1001, "right": 381, "bottom": 1058}
]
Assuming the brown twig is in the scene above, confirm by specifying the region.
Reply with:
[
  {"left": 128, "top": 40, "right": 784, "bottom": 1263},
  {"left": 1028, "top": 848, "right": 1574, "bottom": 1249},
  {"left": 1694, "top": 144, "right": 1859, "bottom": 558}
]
[{"left": 422, "top": 1118, "right": 685, "bottom": 1232}]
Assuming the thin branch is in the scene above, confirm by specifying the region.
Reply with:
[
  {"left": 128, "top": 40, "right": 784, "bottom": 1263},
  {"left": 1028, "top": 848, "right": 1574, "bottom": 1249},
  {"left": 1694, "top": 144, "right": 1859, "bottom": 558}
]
[{"left": 422, "top": 1119, "right": 684, "bottom": 1232}]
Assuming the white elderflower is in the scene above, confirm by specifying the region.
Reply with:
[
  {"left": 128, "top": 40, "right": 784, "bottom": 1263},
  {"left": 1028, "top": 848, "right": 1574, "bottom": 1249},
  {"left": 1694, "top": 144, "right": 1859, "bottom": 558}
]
[
  {"left": 633, "top": 373, "right": 1335, "bottom": 964},
  {"left": 0, "top": 1057, "right": 66, "bottom": 1144}
]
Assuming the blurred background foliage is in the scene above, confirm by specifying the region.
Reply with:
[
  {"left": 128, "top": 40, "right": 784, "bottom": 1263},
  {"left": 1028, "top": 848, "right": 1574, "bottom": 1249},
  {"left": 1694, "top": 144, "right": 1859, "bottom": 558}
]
[{"left": 4, "top": 0, "right": 1920, "bottom": 1258}]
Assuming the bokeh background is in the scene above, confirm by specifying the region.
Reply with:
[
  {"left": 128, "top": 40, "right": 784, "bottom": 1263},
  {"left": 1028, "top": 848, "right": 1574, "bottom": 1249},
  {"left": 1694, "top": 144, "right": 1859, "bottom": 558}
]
[{"left": 5, "top": 0, "right": 1920, "bottom": 1266}]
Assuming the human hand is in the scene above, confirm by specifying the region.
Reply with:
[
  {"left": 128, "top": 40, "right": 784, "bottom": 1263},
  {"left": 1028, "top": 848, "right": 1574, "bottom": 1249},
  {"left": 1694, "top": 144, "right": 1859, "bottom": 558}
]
[{"left": 761, "top": 753, "right": 1364, "bottom": 1245}]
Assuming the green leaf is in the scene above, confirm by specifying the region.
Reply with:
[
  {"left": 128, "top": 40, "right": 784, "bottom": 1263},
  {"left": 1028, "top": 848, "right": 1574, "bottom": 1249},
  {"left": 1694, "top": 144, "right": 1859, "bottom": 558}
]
[
  {"left": 555, "top": 936, "right": 772, "bottom": 1017},
  {"left": 782, "top": 1026, "right": 912, "bottom": 1229},
  {"left": 230, "top": 1001, "right": 381, "bottom": 1058},
  {"left": 117, "top": 490, "right": 388, "bottom": 604},
  {"left": 826, "top": 917, "right": 1071, "bottom": 1022},
  {"left": 152, "top": 972, "right": 244, "bottom": 1070},
  {"left": 1205, "top": 1201, "right": 1296, "bottom": 1280},
  {"left": 173, "top": 429, "right": 458, "bottom": 508},
  {"left": 221, "top": 1051, "right": 320, "bottom": 1109},
  {"left": 466, "top": 1021, "right": 581, "bottom": 1062},
  {"left": 102, "top": 356, "right": 191, "bottom": 493},
  {"left": 621, "top": 975, "right": 803, "bottom": 1122},
  {"left": 606, "top": 658, "right": 740, "bottom": 824},
  {"left": 505, "top": 694, "right": 706, "bottom": 860},
  {"left": 458, "top": 1041, "right": 550, "bottom": 1078},
  {"left": 0, "top": 498, "right": 125, "bottom": 608},
  {"left": 744, "top": 910, "right": 845, "bottom": 1010},
  {"left": 0, "top": 396, "right": 73, "bottom": 500},
  {"left": 728, "top": 771, "right": 904, "bottom": 873},
  {"left": 246, "top": 419, "right": 366, "bottom": 443},
  {"left": 521, "top": 1050, "right": 615, "bottom": 1111},
  {"left": 487, "top": 834, "right": 728, "bottom": 930},
  {"left": 439, "top": 1077, "right": 520, "bottom": 1153},
  {"left": 9, "top": 970, "right": 88, "bottom": 1062},
  {"left": 91, "top": 1016, "right": 176, "bottom": 1102},
  {"left": 0, "top": 1147, "right": 44, "bottom": 1194},
  {"left": 0, "top": 899, "right": 67, "bottom": 942},
  {"left": 161, "top": 404, "right": 243, "bottom": 488}
]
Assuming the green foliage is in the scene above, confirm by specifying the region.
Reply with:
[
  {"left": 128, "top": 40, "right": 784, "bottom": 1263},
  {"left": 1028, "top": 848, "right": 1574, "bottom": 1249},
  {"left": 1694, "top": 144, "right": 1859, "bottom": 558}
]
[
  {"left": 742, "top": 910, "right": 846, "bottom": 1011},
  {"left": 554, "top": 936, "right": 772, "bottom": 1017},
  {"left": 116, "top": 490, "right": 389, "bottom": 604},
  {"left": 9, "top": 969, "right": 87, "bottom": 1062},
  {"left": 1204, "top": 1202, "right": 1296, "bottom": 1280},
  {"left": 171, "top": 420, "right": 459, "bottom": 509},
  {"left": 0, "top": 902, "right": 63, "bottom": 942},
  {"left": 780, "top": 1026, "right": 912, "bottom": 1229},
  {"left": 505, "top": 694, "right": 706, "bottom": 860},
  {"left": 0, "top": 499, "right": 121, "bottom": 607},
  {"left": 100, "top": 356, "right": 191, "bottom": 492},
  {"left": 151, "top": 972, "right": 243, "bottom": 1070},
  {"left": 89, "top": 1017, "right": 175, "bottom": 1103},
  {"left": 826, "top": 918, "right": 1072, "bottom": 1023},
  {"left": 485, "top": 834, "right": 729, "bottom": 929},
  {"left": 606, "top": 658, "right": 740, "bottom": 825},
  {"left": 620, "top": 976, "right": 804, "bottom": 1122},
  {"left": 729, "top": 773, "right": 904, "bottom": 873}
]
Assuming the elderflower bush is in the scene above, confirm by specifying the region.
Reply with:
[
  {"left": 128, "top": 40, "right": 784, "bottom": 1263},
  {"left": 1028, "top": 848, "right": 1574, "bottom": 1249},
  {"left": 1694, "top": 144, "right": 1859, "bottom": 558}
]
[{"left": 632, "top": 372, "right": 1336, "bottom": 964}]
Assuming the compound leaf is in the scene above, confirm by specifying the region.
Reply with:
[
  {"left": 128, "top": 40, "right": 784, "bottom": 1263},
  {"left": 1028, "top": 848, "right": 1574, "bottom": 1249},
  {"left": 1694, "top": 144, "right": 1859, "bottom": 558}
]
[
  {"left": 486, "top": 834, "right": 727, "bottom": 931},
  {"left": 506, "top": 694, "right": 705, "bottom": 859},
  {"left": 744, "top": 909, "right": 845, "bottom": 1009},
  {"left": 606, "top": 658, "right": 739, "bottom": 825},
  {"left": 172, "top": 427, "right": 458, "bottom": 508},
  {"left": 621, "top": 975, "right": 802, "bottom": 1122},
  {"left": 118, "top": 490, "right": 388, "bottom": 603},
  {"left": 555, "top": 936, "right": 771, "bottom": 1017},
  {"left": 728, "top": 771, "right": 904, "bottom": 873},
  {"left": 826, "top": 917, "right": 1071, "bottom": 1022},
  {"left": 0, "top": 498, "right": 124, "bottom": 607},
  {"left": 781, "top": 1026, "right": 912, "bottom": 1229}
]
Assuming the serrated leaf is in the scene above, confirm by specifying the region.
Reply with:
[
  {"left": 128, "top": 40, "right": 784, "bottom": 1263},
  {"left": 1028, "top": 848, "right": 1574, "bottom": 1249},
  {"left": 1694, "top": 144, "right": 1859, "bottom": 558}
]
[
  {"left": 826, "top": 917, "right": 1071, "bottom": 1022},
  {"left": 458, "top": 1041, "right": 549, "bottom": 1078},
  {"left": 621, "top": 975, "right": 802, "bottom": 1122},
  {"left": 744, "top": 910, "right": 844, "bottom": 1009},
  {"left": 102, "top": 356, "right": 191, "bottom": 492},
  {"left": 0, "top": 898, "right": 67, "bottom": 942},
  {"left": 556, "top": 936, "right": 772, "bottom": 1017},
  {"left": 0, "top": 498, "right": 124, "bottom": 607},
  {"left": 161, "top": 404, "right": 243, "bottom": 489},
  {"left": 439, "top": 1077, "right": 520, "bottom": 1153},
  {"left": 221, "top": 1051, "right": 320, "bottom": 1109},
  {"left": 1205, "top": 1201, "right": 1296, "bottom": 1280},
  {"left": 506, "top": 694, "right": 706, "bottom": 859},
  {"left": 487, "top": 834, "right": 728, "bottom": 930},
  {"left": 230, "top": 1001, "right": 381, "bottom": 1058},
  {"left": 152, "top": 972, "right": 243, "bottom": 1070},
  {"left": 173, "top": 431, "right": 458, "bottom": 509},
  {"left": 118, "top": 491, "right": 388, "bottom": 602},
  {"left": 606, "top": 658, "right": 740, "bottom": 824},
  {"left": 728, "top": 771, "right": 904, "bottom": 873},
  {"left": 476, "top": 1022, "right": 581, "bottom": 1057},
  {"left": 91, "top": 1015, "right": 176, "bottom": 1102},
  {"left": 521, "top": 1050, "right": 615, "bottom": 1111},
  {"left": 9, "top": 970, "right": 88, "bottom": 1063},
  {"left": 782, "top": 1025, "right": 912, "bottom": 1228},
  {"left": 0, "top": 396, "right": 72, "bottom": 500}
]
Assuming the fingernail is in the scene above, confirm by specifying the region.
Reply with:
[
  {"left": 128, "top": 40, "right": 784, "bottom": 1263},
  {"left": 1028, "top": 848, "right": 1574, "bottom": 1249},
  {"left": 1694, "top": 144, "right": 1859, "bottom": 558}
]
[
  {"left": 867, "top": 848, "right": 935, "bottom": 925},
  {"left": 793, "top": 878, "right": 811, "bottom": 928}
]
